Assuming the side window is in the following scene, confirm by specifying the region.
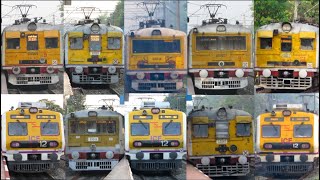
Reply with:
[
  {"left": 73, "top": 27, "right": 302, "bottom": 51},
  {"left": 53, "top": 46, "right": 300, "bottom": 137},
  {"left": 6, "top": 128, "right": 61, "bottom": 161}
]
[
  {"left": 192, "top": 124, "right": 208, "bottom": 137},
  {"left": 7, "top": 38, "right": 20, "bottom": 49},
  {"left": 260, "top": 38, "right": 272, "bottom": 49},
  {"left": 108, "top": 37, "right": 121, "bottom": 49},
  {"left": 45, "top": 38, "right": 58, "bottom": 48},
  {"left": 70, "top": 37, "right": 83, "bottom": 49},
  {"left": 300, "top": 38, "right": 314, "bottom": 50},
  {"left": 27, "top": 34, "right": 39, "bottom": 50},
  {"left": 236, "top": 123, "right": 251, "bottom": 136},
  {"left": 281, "top": 37, "right": 292, "bottom": 52}
]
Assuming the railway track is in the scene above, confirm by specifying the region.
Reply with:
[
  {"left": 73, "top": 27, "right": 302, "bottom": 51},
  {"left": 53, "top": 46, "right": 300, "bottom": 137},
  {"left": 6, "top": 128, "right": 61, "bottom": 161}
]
[
  {"left": 7, "top": 87, "right": 55, "bottom": 94},
  {"left": 10, "top": 172, "right": 55, "bottom": 180},
  {"left": 135, "top": 172, "right": 180, "bottom": 180},
  {"left": 72, "top": 84, "right": 121, "bottom": 96},
  {"left": 66, "top": 169, "right": 110, "bottom": 180}
]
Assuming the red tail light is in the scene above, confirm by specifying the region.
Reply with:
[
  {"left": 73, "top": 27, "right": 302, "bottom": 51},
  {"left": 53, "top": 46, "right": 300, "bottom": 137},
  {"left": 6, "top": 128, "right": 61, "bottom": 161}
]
[
  {"left": 49, "top": 141, "right": 58, "bottom": 147},
  {"left": 170, "top": 141, "right": 180, "bottom": 147},
  {"left": 301, "top": 143, "right": 310, "bottom": 149}
]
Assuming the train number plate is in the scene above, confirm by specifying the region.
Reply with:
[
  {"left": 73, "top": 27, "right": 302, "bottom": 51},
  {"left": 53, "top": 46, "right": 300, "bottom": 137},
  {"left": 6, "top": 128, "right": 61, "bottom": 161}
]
[
  {"left": 281, "top": 53, "right": 291, "bottom": 58},
  {"left": 90, "top": 51, "right": 100, "bottom": 56},
  {"left": 88, "top": 137, "right": 99, "bottom": 142},
  {"left": 216, "top": 139, "right": 228, "bottom": 144}
]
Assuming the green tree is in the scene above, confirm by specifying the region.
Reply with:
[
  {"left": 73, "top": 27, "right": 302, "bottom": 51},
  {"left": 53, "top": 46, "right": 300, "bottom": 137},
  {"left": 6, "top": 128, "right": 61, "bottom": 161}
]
[
  {"left": 38, "top": 99, "right": 64, "bottom": 114},
  {"left": 98, "top": 0, "right": 124, "bottom": 29},
  {"left": 164, "top": 94, "right": 186, "bottom": 112},
  {"left": 66, "top": 94, "right": 86, "bottom": 114},
  {"left": 297, "top": 0, "right": 319, "bottom": 24}
]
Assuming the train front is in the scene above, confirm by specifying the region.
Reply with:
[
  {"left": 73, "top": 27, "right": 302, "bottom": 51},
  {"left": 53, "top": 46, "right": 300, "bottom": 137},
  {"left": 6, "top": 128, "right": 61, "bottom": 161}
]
[
  {"left": 125, "top": 20, "right": 187, "bottom": 92},
  {"left": 187, "top": 107, "right": 254, "bottom": 177},
  {"left": 256, "top": 104, "right": 319, "bottom": 176},
  {"left": 64, "top": 19, "right": 123, "bottom": 85},
  {"left": 188, "top": 19, "right": 252, "bottom": 90},
  {"left": 2, "top": 18, "right": 63, "bottom": 85},
  {"left": 255, "top": 22, "right": 319, "bottom": 90},
  {"left": 125, "top": 102, "right": 187, "bottom": 171},
  {"left": 1, "top": 102, "right": 65, "bottom": 172},
  {"left": 66, "top": 107, "right": 124, "bottom": 171}
]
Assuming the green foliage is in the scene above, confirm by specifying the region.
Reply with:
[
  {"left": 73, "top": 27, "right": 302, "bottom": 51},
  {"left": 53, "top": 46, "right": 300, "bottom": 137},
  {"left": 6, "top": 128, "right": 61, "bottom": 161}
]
[
  {"left": 38, "top": 99, "right": 64, "bottom": 114},
  {"left": 297, "top": 0, "right": 319, "bottom": 24},
  {"left": 66, "top": 94, "right": 86, "bottom": 114},
  {"left": 98, "top": 0, "right": 124, "bottom": 29},
  {"left": 164, "top": 94, "right": 186, "bottom": 112}
]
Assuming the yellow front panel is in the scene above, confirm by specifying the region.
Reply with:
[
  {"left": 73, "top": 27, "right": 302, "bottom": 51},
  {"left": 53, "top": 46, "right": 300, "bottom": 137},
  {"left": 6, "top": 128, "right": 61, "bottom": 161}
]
[
  {"left": 127, "top": 36, "right": 185, "bottom": 70},
  {"left": 5, "top": 109, "right": 63, "bottom": 151},
  {"left": 4, "top": 31, "right": 61, "bottom": 66},
  {"left": 190, "top": 117, "right": 254, "bottom": 156},
  {"left": 259, "top": 111, "right": 315, "bottom": 153},
  {"left": 256, "top": 32, "right": 317, "bottom": 68},
  {"left": 67, "top": 33, "right": 123, "bottom": 65},
  {"left": 5, "top": 32, "right": 20, "bottom": 38},
  {"left": 128, "top": 109, "right": 184, "bottom": 150},
  {"left": 191, "top": 33, "right": 251, "bottom": 69},
  {"left": 44, "top": 30, "right": 59, "bottom": 37},
  {"left": 300, "top": 32, "right": 316, "bottom": 39},
  {"left": 257, "top": 31, "right": 273, "bottom": 38}
]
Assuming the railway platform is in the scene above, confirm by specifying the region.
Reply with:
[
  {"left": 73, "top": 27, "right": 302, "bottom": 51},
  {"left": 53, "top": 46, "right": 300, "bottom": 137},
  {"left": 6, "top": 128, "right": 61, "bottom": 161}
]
[
  {"left": 1, "top": 155, "right": 10, "bottom": 180},
  {"left": 186, "top": 163, "right": 211, "bottom": 180},
  {"left": 104, "top": 156, "right": 133, "bottom": 180}
]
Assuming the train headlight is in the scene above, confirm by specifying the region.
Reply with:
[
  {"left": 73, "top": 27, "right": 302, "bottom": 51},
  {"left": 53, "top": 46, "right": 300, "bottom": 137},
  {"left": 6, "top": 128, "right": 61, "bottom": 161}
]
[
  {"left": 133, "top": 141, "right": 142, "bottom": 147},
  {"left": 299, "top": 69, "right": 307, "bottom": 78},
  {"left": 262, "top": 69, "right": 271, "bottom": 77},
  {"left": 75, "top": 66, "right": 83, "bottom": 74},
  {"left": 90, "top": 153, "right": 96, "bottom": 159},
  {"left": 216, "top": 25, "right": 226, "bottom": 32},
  {"left": 282, "top": 22, "right": 292, "bottom": 32},
  {"left": 12, "top": 67, "right": 21, "bottom": 75},
  {"left": 108, "top": 66, "right": 116, "bottom": 74},
  {"left": 230, "top": 145, "right": 237, "bottom": 152},
  {"left": 266, "top": 154, "right": 274, "bottom": 162},
  {"left": 13, "top": 153, "right": 22, "bottom": 162},
  {"left": 29, "top": 107, "right": 38, "bottom": 113},
  {"left": 300, "top": 154, "right": 308, "bottom": 162},
  {"left": 106, "top": 151, "right": 114, "bottom": 159},
  {"left": 136, "top": 72, "right": 145, "bottom": 80},
  {"left": 170, "top": 72, "right": 178, "bottom": 79},
  {"left": 50, "top": 153, "right": 58, "bottom": 161},
  {"left": 199, "top": 70, "right": 208, "bottom": 78},
  {"left": 235, "top": 69, "right": 244, "bottom": 78},
  {"left": 136, "top": 152, "right": 144, "bottom": 160},
  {"left": 71, "top": 151, "right": 80, "bottom": 159},
  {"left": 193, "top": 28, "right": 198, "bottom": 34},
  {"left": 30, "top": 68, "right": 36, "bottom": 73},
  {"left": 301, "top": 143, "right": 310, "bottom": 149},
  {"left": 217, "top": 107, "right": 227, "bottom": 119},
  {"left": 264, "top": 143, "right": 273, "bottom": 149},
  {"left": 170, "top": 141, "right": 180, "bottom": 147},
  {"left": 282, "top": 110, "right": 291, "bottom": 116},
  {"left": 27, "top": 22, "right": 37, "bottom": 31},
  {"left": 46, "top": 66, "right": 54, "bottom": 74},
  {"left": 169, "top": 152, "right": 178, "bottom": 160},
  {"left": 238, "top": 155, "right": 247, "bottom": 165},
  {"left": 10, "top": 141, "right": 20, "bottom": 148},
  {"left": 283, "top": 71, "right": 290, "bottom": 77},
  {"left": 49, "top": 141, "right": 58, "bottom": 147},
  {"left": 151, "top": 108, "right": 160, "bottom": 114},
  {"left": 219, "top": 158, "right": 226, "bottom": 163},
  {"left": 91, "top": 23, "right": 100, "bottom": 33},
  {"left": 201, "top": 157, "right": 210, "bottom": 165}
]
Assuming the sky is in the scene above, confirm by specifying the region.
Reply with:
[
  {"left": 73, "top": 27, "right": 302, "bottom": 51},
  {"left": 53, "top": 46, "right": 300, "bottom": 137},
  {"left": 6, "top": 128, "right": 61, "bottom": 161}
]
[{"left": 1, "top": 94, "right": 64, "bottom": 114}]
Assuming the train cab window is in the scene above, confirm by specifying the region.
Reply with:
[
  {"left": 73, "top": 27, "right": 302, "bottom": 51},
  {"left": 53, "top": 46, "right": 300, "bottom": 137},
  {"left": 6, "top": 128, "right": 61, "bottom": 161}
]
[
  {"left": 70, "top": 121, "right": 85, "bottom": 134},
  {"left": 97, "top": 121, "right": 116, "bottom": 134},
  {"left": 131, "top": 123, "right": 150, "bottom": 136},
  {"left": 27, "top": 35, "right": 39, "bottom": 50},
  {"left": 236, "top": 123, "right": 251, "bottom": 136},
  {"left": 108, "top": 37, "right": 121, "bottom": 49},
  {"left": 41, "top": 122, "right": 59, "bottom": 135},
  {"left": 300, "top": 39, "right": 314, "bottom": 50},
  {"left": 89, "top": 35, "right": 101, "bottom": 51},
  {"left": 260, "top": 38, "right": 272, "bottom": 49},
  {"left": 262, "top": 125, "right": 280, "bottom": 137},
  {"left": 6, "top": 38, "right": 20, "bottom": 49},
  {"left": 193, "top": 124, "right": 208, "bottom": 138},
  {"left": 196, "top": 37, "right": 218, "bottom": 50},
  {"left": 132, "top": 40, "right": 181, "bottom": 53},
  {"left": 163, "top": 122, "right": 181, "bottom": 135},
  {"left": 70, "top": 37, "right": 83, "bottom": 49},
  {"left": 281, "top": 37, "right": 292, "bottom": 51},
  {"left": 45, "top": 38, "right": 58, "bottom": 49},
  {"left": 87, "top": 121, "right": 97, "bottom": 133},
  {"left": 8, "top": 122, "right": 27, "bottom": 136},
  {"left": 224, "top": 36, "right": 246, "bottom": 50},
  {"left": 294, "top": 124, "right": 312, "bottom": 137}
]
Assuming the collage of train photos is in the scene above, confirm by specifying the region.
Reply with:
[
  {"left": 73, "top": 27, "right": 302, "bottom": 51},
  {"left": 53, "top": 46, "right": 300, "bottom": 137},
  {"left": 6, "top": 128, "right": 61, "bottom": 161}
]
[{"left": 0, "top": 0, "right": 319, "bottom": 180}]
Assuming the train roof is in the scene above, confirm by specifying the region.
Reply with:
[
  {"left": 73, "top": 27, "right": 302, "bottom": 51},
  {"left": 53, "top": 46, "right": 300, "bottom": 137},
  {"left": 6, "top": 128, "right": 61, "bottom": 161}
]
[
  {"left": 64, "top": 23, "right": 123, "bottom": 34},
  {"left": 129, "top": 27, "right": 186, "bottom": 37},
  {"left": 257, "top": 22, "right": 319, "bottom": 33},
  {"left": 188, "top": 107, "right": 251, "bottom": 121},
  {"left": 3, "top": 22, "right": 63, "bottom": 32},
  {"left": 189, "top": 23, "right": 251, "bottom": 34},
  {"left": 65, "top": 108, "right": 123, "bottom": 119}
]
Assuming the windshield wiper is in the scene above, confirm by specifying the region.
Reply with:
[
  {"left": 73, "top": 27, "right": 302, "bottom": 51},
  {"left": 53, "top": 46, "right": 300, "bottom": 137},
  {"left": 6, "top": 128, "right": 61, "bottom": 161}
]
[
  {"left": 16, "top": 120, "right": 26, "bottom": 129},
  {"left": 295, "top": 122, "right": 304, "bottom": 133},
  {"left": 165, "top": 120, "right": 173, "bottom": 129},
  {"left": 42, "top": 120, "right": 51, "bottom": 129},
  {"left": 139, "top": 120, "right": 147, "bottom": 130},
  {"left": 270, "top": 123, "right": 278, "bottom": 136}
]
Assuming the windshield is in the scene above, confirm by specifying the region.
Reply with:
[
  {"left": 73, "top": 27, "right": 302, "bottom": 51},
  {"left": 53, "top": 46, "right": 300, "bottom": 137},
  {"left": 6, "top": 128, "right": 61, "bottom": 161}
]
[
  {"left": 236, "top": 123, "right": 251, "bottom": 136},
  {"left": 131, "top": 123, "right": 150, "bottom": 136},
  {"left": 69, "top": 120, "right": 116, "bottom": 134},
  {"left": 262, "top": 125, "right": 280, "bottom": 137},
  {"left": 41, "top": 122, "right": 59, "bottom": 135},
  {"left": 108, "top": 37, "right": 121, "bottom": 49},
  {"left": 45, "top": 38, "right": 58, "bottom": 48},
  {"left": 132, "top": 39, "right": 181, "bottom": 53},
  {"left": 193, "top": 124, "right": 208, "bottom": 138},
  {"left": 70, "top": 37, "right": 83, "bottom": 49},
  {"left": 294, "top": 124, "right": 312, "bottom": 137},
  {"left": 7, "top": 38, "right": 20, "bottom": 49},
  {"left": 9, "top": 122, "right": 28, "bottom": 136},
  {"left": 196, "top": 36, "right": 246, "bottom": 50},
  {"left": 90, "top": 35, "right": 101, "bottom": 51},
  {"left": 163, "top": 122, "right": 181, "bottom": 135},
  {"left": 27, "top": 34, "right": 38, "bottom": 50}
]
